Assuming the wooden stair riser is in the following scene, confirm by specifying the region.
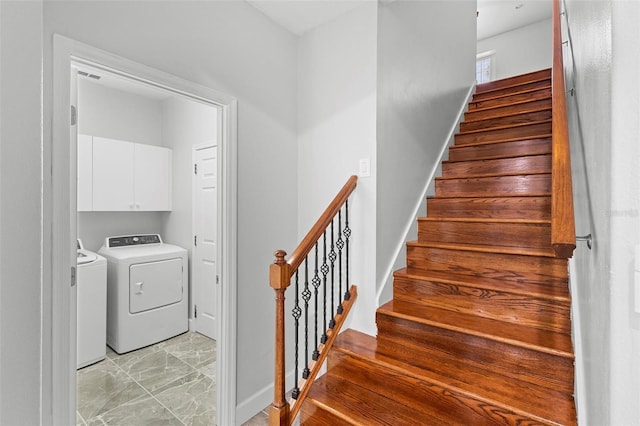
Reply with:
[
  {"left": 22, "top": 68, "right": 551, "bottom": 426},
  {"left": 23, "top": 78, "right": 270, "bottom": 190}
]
[
  {"left": 393, "top": 275, "right": 571, "bottom": 334},
  {"left": 455, "top": 121, "right": 551, "bottom": 145},
  {"left": 406, "top": 244, "right": 568, "bottom": 286},
  {"left": 472, "top": 79, "right": 550, "bottom": 102},
  {"left": 375, "top": 314, "right": 574, "bottom": 395},
  {"left": 442, "top": 154, "right": 551, "bottom": 178},
  {"left": 417, "top": 219, "right": 551, "bottom": 250},
  {"left": 465, "top": 98, "right": 552, "bottom": 122},
  {"left": 448, "top": 138, "right": 551, "bottom": 162},
  {"left": 469, "top": 87, "right": 552, "bottom": 111},
  {"left": 460, "top": 109, "right": 552, "bottom": 133},
  {"left": 435, "top": 174, "right": 551, "bottom": 197},
  {"left": 475, "top": 69, "right": 551, "bottom": 94},
  {"left": 427, "top": 196, "right": 551, "bottom": 220},
  {"left": 323, "top": 350, "right": 543, "bottom": 426}
]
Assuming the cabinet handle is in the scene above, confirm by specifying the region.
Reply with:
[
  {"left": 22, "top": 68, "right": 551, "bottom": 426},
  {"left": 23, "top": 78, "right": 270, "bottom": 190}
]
[{"left": 135, "top": 282, "right": 144, "bottom": 295}]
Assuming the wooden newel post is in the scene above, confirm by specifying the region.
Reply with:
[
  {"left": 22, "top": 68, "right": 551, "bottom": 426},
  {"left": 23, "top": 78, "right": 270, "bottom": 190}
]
[{"left": 269, "top": 250, "right": 291, "bottom": 426}]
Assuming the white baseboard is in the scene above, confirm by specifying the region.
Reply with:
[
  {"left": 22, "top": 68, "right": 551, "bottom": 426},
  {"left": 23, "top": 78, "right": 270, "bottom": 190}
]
[
  {"left": 568, "top": 258, "right": 588, "bottom": 425},
  {"left": 236, "top": 370, "right": 295, "bottom": 424}
]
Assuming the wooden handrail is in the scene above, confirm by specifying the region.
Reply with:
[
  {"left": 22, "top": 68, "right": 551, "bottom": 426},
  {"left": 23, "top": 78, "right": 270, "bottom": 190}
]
[
  {"left": 269, "top": 175, "right": 358, "bottom": 426},
  {"left": 288, "top": 175, "right": 358, "bottom": 272},
  {"left": 551, "top": 0, "right": 576, "bottom": 258}
]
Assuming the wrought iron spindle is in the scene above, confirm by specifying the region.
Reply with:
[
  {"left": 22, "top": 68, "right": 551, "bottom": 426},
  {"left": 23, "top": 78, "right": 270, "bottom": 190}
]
[
  {"left": 312, "top": 243, "right": 321, "bottom": 360},
  {"left": 291, "top": 271, "right": 301, "bottom": 399},
  {"left": 320, "top": 232, "right": 329, "bottom": 344},
  {"left": 344, "top": 199, "right": 351, "bottom": 301},
  {"left": 302, "top": 258, "right": 311, "bottom": 380},
  {"left": 336, "top": 210, "right": 344, "bottom": 314},
  {"left": 328, "top": 220, "right": 337, "bottom": 329}
]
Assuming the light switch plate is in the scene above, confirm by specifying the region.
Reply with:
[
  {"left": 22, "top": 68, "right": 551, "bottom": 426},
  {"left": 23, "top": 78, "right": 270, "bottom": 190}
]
[{"left": 359, "top": 158, "right": 370, "bottom": 177}]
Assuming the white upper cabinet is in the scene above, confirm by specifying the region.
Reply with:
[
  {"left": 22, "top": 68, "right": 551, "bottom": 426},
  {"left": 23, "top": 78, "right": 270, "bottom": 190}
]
[
  {"left": 92, "top": 137, "right": 135, "bottom": 211},
  {"left": 134, "top": 143, "right": 172, "bottom": 211},
  {"left": 79, "top": 135, "right": 172, "bottom": 211}
]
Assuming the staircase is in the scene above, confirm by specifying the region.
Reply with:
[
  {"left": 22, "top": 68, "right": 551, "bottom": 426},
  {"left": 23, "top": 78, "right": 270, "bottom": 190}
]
[{"left": 299, "top": 69, "right": 577, "bottom": 425}]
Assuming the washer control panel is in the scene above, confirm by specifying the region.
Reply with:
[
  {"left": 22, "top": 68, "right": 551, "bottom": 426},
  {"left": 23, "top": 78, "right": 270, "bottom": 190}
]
[{"left": 106, "top": 234, "right": 163, "bottom": 248}]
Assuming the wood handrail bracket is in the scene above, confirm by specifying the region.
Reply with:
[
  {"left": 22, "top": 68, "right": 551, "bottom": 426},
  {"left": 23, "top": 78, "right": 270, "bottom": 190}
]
[
  {"left": 551, "top": 0, "right": 576, "bottom": 258},
  {"left": 269, "top": 175, "right": 358, "bottom": 426}
]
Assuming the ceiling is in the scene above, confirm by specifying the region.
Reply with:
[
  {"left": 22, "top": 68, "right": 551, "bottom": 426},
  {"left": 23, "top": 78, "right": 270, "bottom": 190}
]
[
  {"left": 245, "top": 0, "right": 371, "bottom": 36},
  {"left": 245, "top": 0, "right": 552, "bottom": 40},
  {"left": 79, "top": 1, "right": 553, "bottom": 100},
  {"left": 477, "top": 0, "right": 552, "bottom": 40}
]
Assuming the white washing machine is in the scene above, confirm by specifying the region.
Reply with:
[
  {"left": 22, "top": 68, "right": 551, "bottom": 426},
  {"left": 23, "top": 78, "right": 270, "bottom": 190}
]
[
  {"left": 76, "top": 239, "right": 107, "bottom": 369},
  {"left": 98, "top": 234, "right": 188, "bottom": 354}
]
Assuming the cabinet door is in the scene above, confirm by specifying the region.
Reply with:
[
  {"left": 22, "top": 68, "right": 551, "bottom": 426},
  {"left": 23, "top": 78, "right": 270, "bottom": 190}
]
[
  {"left": 77, "top": 134, "right": 93, "bottom": 211},
  {"left": 134, "top": 144, "right": 171, "bottom": 211},
  {"left": 92, "top": 137, "right": 135, "bottom": 211}
]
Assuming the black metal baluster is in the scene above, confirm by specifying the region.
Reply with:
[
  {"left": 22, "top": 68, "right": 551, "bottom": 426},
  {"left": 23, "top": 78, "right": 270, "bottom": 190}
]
[
  {"left": 336, "top": 210, "right": 344, "bottom": 314},
  {"left": 344, "top": 199, "right": 351, "bottom": 301},
  {"left": 291, "top": 271, "right": 301, "bottom": 399},
  {"left": 328, "top": 220, "right": 337, "bottom": 329},
  {"left": 312, "top": 243, "right": 321, "bottom": 360},
  {"left": 321, "top": 232, "right": 329, "bottom": 344},
  {"left": 302, "top": 258, "right": 311, "bottom": 380}
]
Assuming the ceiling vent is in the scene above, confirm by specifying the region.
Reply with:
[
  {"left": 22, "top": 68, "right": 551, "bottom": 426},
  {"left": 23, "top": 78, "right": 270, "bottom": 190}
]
[{"left": 77, "top": 70, "right": 101, "bottom": 80}]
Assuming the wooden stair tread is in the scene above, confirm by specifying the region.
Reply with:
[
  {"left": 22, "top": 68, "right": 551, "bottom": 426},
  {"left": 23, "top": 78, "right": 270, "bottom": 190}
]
[
  {"left": 407, "top": 239, "right": 556, "bottom": 257},
  {"left": 475, "top": 68, "right": 551, "bottom": 94},
  {"left": 469, "top": 87, "right": 552, "bottom": 111},
  {"left": 453, "top": 134, "right": 552, "bottom": 148},
  {"left": 418, "top": 217, "right": 551, "bottom": 224},
  {"left": 331, "top": 329, "right": 576, "bottom": 425},
  {"left": 444, "top": 152, "right": 550, "bottom": 165},
  {"left": 472, "top": 81, "right": 551, "bottom": 103},
  {"left": 393, "top": 270, "right": 571, "bottom": 334},
  {"left": 393, "top": 268, "right": 570, "bottom": 302},
  {"left": 465, "top": 98, "right": 551, "bottom": 120},
  {"left": 305, "top": 374, "right": 443, "bottom": 425},
  {"left": 436, "top": 170, "right": 550, "bottom": 180},
  {"left": 448, "top": 138, "right": 552, "bottom": 162},
  {"left": 426, "top": 196, "right": 552, "bottom": 220},
  {"left": 449, "top": 136, "right": 551, "bottom": 149},
  {"left": 460, "top": 109, "right": 552, "bottom": 132},
  {"left": 442, "top": 154, "right": 552, "bottom": 179},
  {"left": 457, "top": 119, "right": 551, "bottom": 136},
  {"left": 435, "top": 173, "right": 551, "bottom": 198},
  {"left": 377, "top": 299, "right": 574, "bottom": 357}
]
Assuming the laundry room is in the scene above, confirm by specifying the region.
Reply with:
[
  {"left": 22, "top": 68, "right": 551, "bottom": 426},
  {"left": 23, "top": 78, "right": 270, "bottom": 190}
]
[{"left": 74, "top": 66, "right": 219, "bottom": 424}]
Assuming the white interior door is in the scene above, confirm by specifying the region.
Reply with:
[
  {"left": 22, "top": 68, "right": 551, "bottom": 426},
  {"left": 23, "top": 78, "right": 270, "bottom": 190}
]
[{"left": 193, "top": 144, "right": 218, "bottom": 340}]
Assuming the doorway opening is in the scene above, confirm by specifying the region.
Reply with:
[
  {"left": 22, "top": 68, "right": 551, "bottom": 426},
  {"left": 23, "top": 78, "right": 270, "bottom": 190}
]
[{"left": 47, "top": 35, "right": 238, "bottom": 425}]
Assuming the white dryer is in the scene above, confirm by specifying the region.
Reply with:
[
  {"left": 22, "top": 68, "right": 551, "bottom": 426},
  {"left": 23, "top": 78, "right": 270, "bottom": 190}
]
[{"left": 98, "top": 234, "right": 188, "bottom": 354}]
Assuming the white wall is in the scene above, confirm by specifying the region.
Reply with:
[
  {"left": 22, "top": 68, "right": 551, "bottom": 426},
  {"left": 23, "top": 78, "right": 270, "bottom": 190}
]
[
  {"left": 78, "top": 80, "right": 163, "bottom": 146},
  {"left": 376, "top": 0, "right": 476, "bottom": 302},
  {"left": 477, "top": 18, "right": 552, "bottom": 81},
  {"left": 39, "top": 1, "right": 298, "bottom": 422},
  {"left": 77, "top": 79, "right": 165, "bottom": 252},
  {"left": 297, "top": 2, "right": 378, "bottom": 336},
  {"left": 609, "top": 2, "right": 640, "bottom": 424},
  {"left": 161, "top": 96, "right": 217, "bottom": 319},
  {"left": 161, "top": 97, "right": 217, "bottom": 253},
  {"left": 566, "top": 1, "right": 640, "bottom": 423},
  {"left": 0, "top": 1, "right": 43, "bottom": 424}
]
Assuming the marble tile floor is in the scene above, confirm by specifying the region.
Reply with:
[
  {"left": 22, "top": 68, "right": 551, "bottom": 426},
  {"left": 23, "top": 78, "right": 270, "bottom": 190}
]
[{"left": 76, "top": 331, "right": 216, "bottom": 426}]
